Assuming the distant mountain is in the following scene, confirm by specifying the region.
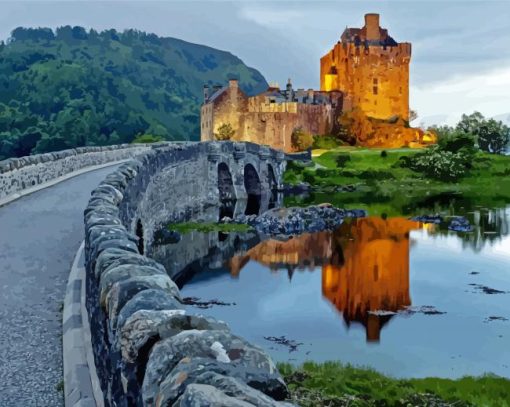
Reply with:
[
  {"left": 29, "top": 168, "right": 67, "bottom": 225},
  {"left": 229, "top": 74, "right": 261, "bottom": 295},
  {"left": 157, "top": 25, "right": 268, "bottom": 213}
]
[{"left": 0, "top": 27, "right": 268, "bottom": 159}]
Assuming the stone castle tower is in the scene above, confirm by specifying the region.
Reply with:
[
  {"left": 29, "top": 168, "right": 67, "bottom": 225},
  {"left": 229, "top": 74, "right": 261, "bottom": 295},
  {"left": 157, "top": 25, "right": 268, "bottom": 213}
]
[{"left": 320, "top": 13, "right": 411, "bottom": 121}]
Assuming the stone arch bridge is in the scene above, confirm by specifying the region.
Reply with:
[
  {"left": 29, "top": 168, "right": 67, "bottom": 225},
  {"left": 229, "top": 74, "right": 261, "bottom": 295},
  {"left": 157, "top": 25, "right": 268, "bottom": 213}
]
[{"left": 120, "top": 141, "right": 292, "bottom": 250}]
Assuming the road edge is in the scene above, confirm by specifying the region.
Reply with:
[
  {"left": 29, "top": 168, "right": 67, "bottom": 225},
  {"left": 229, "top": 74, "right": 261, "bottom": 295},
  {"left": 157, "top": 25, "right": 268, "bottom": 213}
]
[
  {"left": 63, "top": 241, "right": 104, "bottom": 407},
  {"left": 0, "top": 159, "right": 129, "bottom": 208}
]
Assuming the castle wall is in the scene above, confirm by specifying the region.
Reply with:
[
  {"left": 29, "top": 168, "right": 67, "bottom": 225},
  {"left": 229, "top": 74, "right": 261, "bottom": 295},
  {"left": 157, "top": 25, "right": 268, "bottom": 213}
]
[{"left": 200, "top": 84, "right": 340, "bottom": 152}]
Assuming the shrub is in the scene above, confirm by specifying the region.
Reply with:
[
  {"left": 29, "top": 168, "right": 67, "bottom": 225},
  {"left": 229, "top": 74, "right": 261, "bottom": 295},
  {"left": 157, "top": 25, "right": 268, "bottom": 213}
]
[
  {"left": 214, "top": 123, "right": 235, "bottom": 141},
  {"left": 380, "top": 150, "right": 388, "bottom": 158},
  {"left": 312, "top": 135, "right": 343, "bottom": 149},
  {"left": 131, "top": 134, "right": 164, "bottom": 143},
  {"left": 335, "top": 153, "right": 351, "bottom": 168},
  {"left": 438, "top": 130, "right": 476, "bottom": 154},
  {"left": 302, "top": 171, "right": 316, "bottom": 184},
  {"left": 402, "top": 146, "right": 469, "bottom": 181},
  {"left": 291, "top": 128, "right": 313, "bottom": 151}
]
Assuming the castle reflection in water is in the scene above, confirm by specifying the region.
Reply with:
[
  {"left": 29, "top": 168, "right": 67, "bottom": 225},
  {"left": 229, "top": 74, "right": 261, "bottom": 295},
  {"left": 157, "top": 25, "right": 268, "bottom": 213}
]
[{"left": 227, "top": 217, "right": 428, "bottom": 342}]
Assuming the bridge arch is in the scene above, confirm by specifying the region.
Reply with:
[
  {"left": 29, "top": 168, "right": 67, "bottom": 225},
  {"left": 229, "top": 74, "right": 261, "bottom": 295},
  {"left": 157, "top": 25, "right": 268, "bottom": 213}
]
[
  {"left": 136, "top": 219, "right": 144, "bottom": 255},
  {"left": 218, "top": 162, "right": 236, "bottom": 201},
  {"left": 267, "top": 163, "right": 277, "bottom": 190},
  {"left": 243, "top": 163, "right": 261, "bottom": 215},
  {"left": 244, "top": 163, "right": 261, "bottom": 196}
]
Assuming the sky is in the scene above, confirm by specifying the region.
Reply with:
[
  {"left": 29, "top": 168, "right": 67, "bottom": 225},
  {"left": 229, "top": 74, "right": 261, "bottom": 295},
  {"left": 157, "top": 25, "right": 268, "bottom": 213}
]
[{"left": 1, "top": 0, "right": 510, "bottom": 126}]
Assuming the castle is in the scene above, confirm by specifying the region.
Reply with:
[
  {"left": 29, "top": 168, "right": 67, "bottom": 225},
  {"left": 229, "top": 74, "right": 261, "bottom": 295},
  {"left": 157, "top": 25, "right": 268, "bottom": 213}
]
[
  {"left": 201, "top": 14, "right": 415, "bottom": 151},
  {"left": 200, "top": 79, "right": 344, "bottom": 151},
  {"left": 321, "top": 13, "right": 411, "bottom": 121}
]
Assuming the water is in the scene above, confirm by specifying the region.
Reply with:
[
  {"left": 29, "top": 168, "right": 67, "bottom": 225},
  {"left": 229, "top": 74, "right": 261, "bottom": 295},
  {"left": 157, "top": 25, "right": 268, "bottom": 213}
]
[{"left": 152, "top": 204, "right": 510, "bottom": 380}]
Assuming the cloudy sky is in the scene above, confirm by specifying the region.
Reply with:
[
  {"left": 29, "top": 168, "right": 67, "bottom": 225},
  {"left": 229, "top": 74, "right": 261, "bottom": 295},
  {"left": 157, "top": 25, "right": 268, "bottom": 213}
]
[{"left": 1, "top": 0, "right": 510, "bottom": 126}]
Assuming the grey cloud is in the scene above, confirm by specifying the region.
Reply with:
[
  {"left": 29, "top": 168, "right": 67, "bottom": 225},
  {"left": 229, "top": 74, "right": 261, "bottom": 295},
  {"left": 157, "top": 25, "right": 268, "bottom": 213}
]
[{"left": 0, "top": 1, "right": 509, "bottom": 88}]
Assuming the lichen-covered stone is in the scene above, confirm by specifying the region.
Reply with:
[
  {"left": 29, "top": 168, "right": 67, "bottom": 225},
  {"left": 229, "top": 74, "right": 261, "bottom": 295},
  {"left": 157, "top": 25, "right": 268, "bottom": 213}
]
[
  {"left": 143, "top": 330, "right": 287, "bottom": 405},
  {"left": 114, "top": 289, "right": 183, "bottom": 341},
  {"left": 172, "top": 383, "right": 253, "bottom": 407},
  {"left": 153, "top": 357, "right": 289, "bottom": 406},
  {"left": 173, "top": 371, "right": 294, "bottom": 407},
  {"left": 106, "top": 276, "right": 181, "bottom": 328},
  {"left": 95, "top": 251, "right": 167, "bottom": 280},
  {"left": 99, "top": 265, "right": 170, "bottom": 307},
  {"left": 118, "top": 311, "right": 229, "bottom": 363}
]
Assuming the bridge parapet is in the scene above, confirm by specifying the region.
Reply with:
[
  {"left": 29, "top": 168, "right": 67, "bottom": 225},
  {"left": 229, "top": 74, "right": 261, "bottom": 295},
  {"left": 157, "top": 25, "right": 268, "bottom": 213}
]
[
  {"left": 0, "top": 143, "right": 155, "bottom": 203},
  {"left": 83, "top": 141, "right": 294, "bottom": 406}
]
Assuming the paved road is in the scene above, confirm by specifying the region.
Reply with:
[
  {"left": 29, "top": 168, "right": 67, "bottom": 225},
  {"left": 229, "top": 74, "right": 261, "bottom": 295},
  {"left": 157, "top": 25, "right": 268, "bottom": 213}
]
[{"left": 0, "top": 165, "right": 119, "bottom": 406}]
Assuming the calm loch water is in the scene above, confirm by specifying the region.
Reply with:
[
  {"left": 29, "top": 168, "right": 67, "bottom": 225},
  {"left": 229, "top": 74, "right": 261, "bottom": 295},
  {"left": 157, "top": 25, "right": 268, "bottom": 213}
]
[{"left": 153, "top": 204, "right": 510, "bottom": 379}]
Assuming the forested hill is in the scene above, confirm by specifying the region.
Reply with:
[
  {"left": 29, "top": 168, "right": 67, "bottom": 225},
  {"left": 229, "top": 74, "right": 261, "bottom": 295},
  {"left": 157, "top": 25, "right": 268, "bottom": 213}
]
[{"left": 0, "top": 26, "right": 268, "bottom": 159}]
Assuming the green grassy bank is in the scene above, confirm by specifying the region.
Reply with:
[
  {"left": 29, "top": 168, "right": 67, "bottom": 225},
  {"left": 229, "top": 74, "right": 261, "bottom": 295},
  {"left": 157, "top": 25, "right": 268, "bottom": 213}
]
[
  {"left": 284, "top": 147, "right": 510, "bottom": 216},
  {"left": 279, "top": 361, "right": 510, "bottom": 407}
]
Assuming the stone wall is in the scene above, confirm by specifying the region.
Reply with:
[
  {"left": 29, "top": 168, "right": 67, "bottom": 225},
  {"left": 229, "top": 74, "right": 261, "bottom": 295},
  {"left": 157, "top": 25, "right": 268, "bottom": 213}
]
[
  {"left": 83, "top": 141, "right": 294, "bottom": 406},
  {"left": 0, "top": 144, "right": 153, "bottom": 201},
  {"left": 201, "top": 81, "right": 343, "bottom": 152}
]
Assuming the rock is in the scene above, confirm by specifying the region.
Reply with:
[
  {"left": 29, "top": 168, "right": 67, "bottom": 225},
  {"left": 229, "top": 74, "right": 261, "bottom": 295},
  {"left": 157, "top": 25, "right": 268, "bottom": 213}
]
[
  {"left": 193, "top": 372, "right": 294, "bottom": 406},
  {"left": 87, "top": 225, "right": 128, "bottom": 245},
  {"left": 410, "top": 214, "right": 442, "bottom": 224},
  {"left": 92, "top": 184, "right": 124, "bottom": 204},
  {"left": 99, "top": 265, "right": 169, "bottom": 307},
  {"left": 114, "top": 289, "right": 183, "bottom": 341},
  {"left": 90, "top": 239, "right": 139, "bottom": 265},
  {"left": 153, "top": 228, "right": 182, "bottom": 245},
  {"left": 172, "top": 383, "right": 253, "bottom": 407},
  {"left": 153, "top": 357, "right": 289, "bottom": 406},
  {"left": 84, "top": 204, "right": 120, "bottom": 221},
  {"left": 142, "top": 330, "right": 287, "bottom": 405},
  {"left": 240, "top": 205, "right": 366, "bottom": 237},
  {"left": 85, "top": 214, "right": 123, "bottom": 230},
  {"left": 448, "top": 216, "right": 473, "bottom": 232},
  {"left": 106, "top": 277, "right": 182, "bottom": 329},
  {"left": 118, "top": 311, "right": 229, "bottom": 363},
  {"left": 94, "top": 250, "right": 167, "bottom": 280},
  {"left": 88, "top": 229, "right": 138, "bottom": 258}
]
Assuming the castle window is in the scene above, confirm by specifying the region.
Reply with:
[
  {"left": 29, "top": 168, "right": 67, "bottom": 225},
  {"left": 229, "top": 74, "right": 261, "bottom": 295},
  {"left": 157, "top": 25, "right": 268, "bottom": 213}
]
[
  {"left": 373, "top": 86, "right": 378, "bottom": 95},
  {"left": 373, "top": 78, "right": 378, "bottom": 85},
  {"left": 399, "top": 87, "right": 402, "bottom": 95}
]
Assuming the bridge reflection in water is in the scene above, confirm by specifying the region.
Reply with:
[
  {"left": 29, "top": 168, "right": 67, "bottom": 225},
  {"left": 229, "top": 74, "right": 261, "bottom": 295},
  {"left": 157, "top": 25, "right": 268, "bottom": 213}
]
[{"left": 228, "top": 216, "right": 429, "bottom": 342}]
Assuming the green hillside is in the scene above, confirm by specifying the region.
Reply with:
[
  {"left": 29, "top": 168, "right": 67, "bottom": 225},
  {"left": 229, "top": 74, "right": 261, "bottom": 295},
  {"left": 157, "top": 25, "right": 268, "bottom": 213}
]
[{"left": 0, "top": 26, "right": 268, "bottom": 159}]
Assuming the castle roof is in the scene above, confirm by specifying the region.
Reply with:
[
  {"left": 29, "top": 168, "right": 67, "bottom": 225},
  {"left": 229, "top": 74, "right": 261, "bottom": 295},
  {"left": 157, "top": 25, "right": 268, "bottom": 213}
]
[
  {"left": 207, "top": 86, "right": 228, "bottom": 103},
  {"left": 341, "top": 27, "right": 398, "bottom": 47}
]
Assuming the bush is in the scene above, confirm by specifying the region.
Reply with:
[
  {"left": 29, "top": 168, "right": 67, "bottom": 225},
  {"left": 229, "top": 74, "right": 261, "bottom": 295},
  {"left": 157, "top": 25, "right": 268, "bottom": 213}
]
[
  {"left": 302, "top": 171, "right": 316, "bottom": 184},
  {"left": 312, "top": 135, "right": 342, "bottom": 150},
  {"left": 335, "top": 153, "right": 351, "bottom": 168},
  {"left": 291, "top": 128, "right": 313, "bottom": 151},
  {"left": 438, "top": 130, "right": 476, "bottom": 154},
  {"left": 380, "top": 150, "right": 388, "bottom": 158},
  {"left": 214, "top": 123, "right": 235, "bottom": 141},
  {"left": 402, "top": 146, "right": 469, "bottom": 181},
  {"left": 131, "top": 134, "right": 164, "bottom": 144}
]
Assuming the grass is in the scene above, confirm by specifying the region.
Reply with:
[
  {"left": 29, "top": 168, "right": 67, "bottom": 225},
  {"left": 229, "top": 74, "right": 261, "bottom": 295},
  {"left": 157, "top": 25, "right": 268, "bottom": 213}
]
[
  {"left": 279, "top": 361, "right": 510, "bottom": 407},
  {"left": 166, "top": 221, "right": 253, "bottom": 234},
  {"left": 284, "top": 147, "right": 510, "bottom": 216},
  {"left": 55, "top": 380, "right": 64, "bottom": 392}
]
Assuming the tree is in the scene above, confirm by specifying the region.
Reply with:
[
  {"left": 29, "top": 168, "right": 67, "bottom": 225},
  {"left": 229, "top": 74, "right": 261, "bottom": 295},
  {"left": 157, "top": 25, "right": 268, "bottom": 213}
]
[
  {"left": 214, "top": 123, "right": 235, "bottom": 141},
  {"left": 290, "top": 127, "right": 313, "bottom": 151},
  {"left": 457, "top": 111, "right": 509, "bottom": 154},
  {"left": 477, "top": 119, "right": 510, "bottom": 154}
]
